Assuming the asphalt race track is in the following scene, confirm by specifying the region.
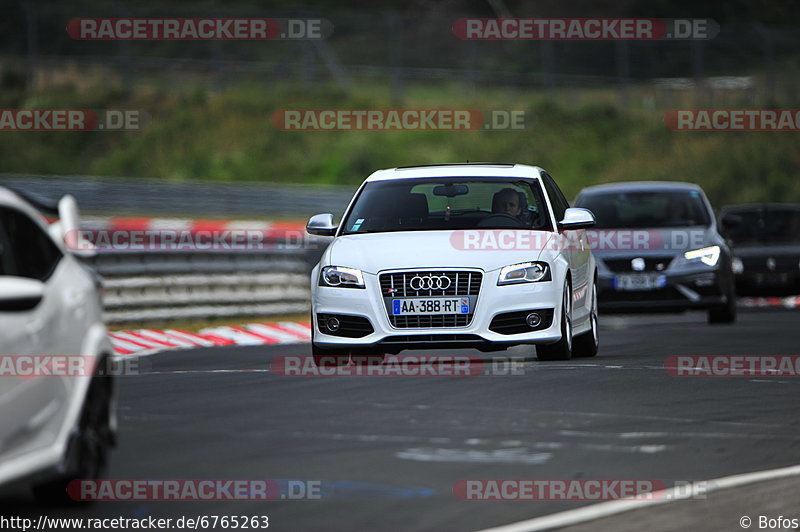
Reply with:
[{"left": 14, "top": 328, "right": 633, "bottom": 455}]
[{"left": 2, "top": 310, "right": 799, "bottom": 531}]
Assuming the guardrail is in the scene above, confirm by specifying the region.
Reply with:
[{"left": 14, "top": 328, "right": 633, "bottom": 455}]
[
  {"left": 0, "top": 174, "right": 356, "bottom": 217},
  {"left": 74, "top": 222, "right": 333, "bottom": 324},
  {"left": 84, "top": 247, "right": 320, "bottom": 324},
  {"left": 4, "top": 175, "right": 344, "bottom": 324}
]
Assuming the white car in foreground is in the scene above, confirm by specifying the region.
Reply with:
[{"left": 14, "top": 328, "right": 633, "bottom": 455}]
[
  {"left": 307, "top": 163, "right": 598, "bottom": 365},
  {"left": 0, "top": 187, "right": 115, "bottom": 504}
]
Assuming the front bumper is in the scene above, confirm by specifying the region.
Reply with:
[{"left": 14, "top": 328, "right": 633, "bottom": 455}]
[
  {"left": 735, "top": 271, "right": 800, "bottom": 296},
  {"left": 597, "top": 268, "right": 728, "bottom": 312},
  {"left": 312, "top": 269, "right": 564, "bottom": 351}
]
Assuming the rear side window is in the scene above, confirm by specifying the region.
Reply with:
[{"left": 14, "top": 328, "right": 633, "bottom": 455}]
[{"left": 0, "top": 207, "right": 63, "bottom": 281}]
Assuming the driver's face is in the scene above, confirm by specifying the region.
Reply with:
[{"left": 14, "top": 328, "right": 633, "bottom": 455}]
[{"left": 496, "top": 194, "right": 521, "bottom": 216}]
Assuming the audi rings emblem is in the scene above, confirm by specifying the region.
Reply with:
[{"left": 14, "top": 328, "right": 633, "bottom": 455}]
[{"left": 409, "top": 275, "right": 451, "bottom": 291}]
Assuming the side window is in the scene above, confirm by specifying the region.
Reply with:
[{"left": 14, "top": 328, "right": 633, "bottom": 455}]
[
  {"left": 0, "top": 219, "right": 17, "bottom": 276},
  {"left": 542, "top": 173, "right": 569, "bottom": 222},
  {"left": 0, "top": 207, "right": 63, "bottom": 281}
]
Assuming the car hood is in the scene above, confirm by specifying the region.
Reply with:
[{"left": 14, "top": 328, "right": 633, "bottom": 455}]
[
  {"left": 730, "top": 244, "right": 800, "bottom": 257},
  {"left": 325, "top": 230, "right": 556, "bottom": 274}
]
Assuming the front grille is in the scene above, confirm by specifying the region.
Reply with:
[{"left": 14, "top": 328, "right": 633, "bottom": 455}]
[
  {"left": 741, "top": 255, "right": 800, "bottom": 272},
  {"left": 379, "top": 270, "right": 482, "bottom": 298},
  {"left": 379, "top": 270, "right": 482, "bottom": 328},
  {"left": 380, "top": 334, "right": 484, "bottom": 344},
  {"left": 489, "top": 309, "right": 554, "bottom": 335},
  {"left": 603, "top": 256, "right": 674, "bottom": 273},
  {"left": 600, "top": 287, "right": 684, "bottom": 302},
  {"left": 316, "top": 314, "right": 374, "bottom": 338}
]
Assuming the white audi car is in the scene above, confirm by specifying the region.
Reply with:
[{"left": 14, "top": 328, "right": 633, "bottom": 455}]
[
  {"left": 307, "top": 163, "right": 598, "bottom": 364},
  {"left": 0, "top": 187, "right": 115, "bottom": 504}
]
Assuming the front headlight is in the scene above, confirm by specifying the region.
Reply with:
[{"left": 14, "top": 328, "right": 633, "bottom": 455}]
[
  {"left": 497, "top": 262, "right": 551, "bottom": 285},
  {"left": 320, "top": 266, "right": 365, "bottom": 288},
  {"left": 684, "top": 246, "right": 721, "bottom": 267}
]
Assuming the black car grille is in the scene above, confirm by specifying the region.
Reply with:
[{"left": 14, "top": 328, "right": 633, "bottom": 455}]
[
  {"left": 600, "top": 287, "right": 685, "bottom": 302},
  {"left": 379, "top": 270, "right": 482, "bottom": 297},
  {"left": 380, "top": 334, "right": 484, "bottom": 344},
  {"left": 602, "top": 256, "right": 674, "bottom": 273},
  {"left": 489, "top": 309, "right": 555, "bottom": 335},
  {"left": 389, "top": 314, "right": 472, "bottom": 328},
  {"left": 316, "top": 314, "right": 374, "bottom": 338},
  {"left": 741, "top": 255, "right": 799, "bottom": 272},
  {"left": 379, "top": 270, "right": 482, "bottom": 328}
]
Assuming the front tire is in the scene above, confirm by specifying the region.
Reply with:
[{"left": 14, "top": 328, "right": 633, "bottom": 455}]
[
  {"left": 573, "top": 283, "right": 599, "bottom": 358},
  {"left": 708, "top": 280, "right": 737, "bottom": 324},
  {"left": 537, "top": 283, "right": 573, "bottom": 361},
  {"left": 32, "top": 372, "right": 114, "bottom": 506}
]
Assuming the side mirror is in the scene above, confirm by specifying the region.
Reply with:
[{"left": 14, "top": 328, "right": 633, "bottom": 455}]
[
  {"left": 306, "top": 213, "right": 337, "bottom": 237},
  {"left": 60, "top": 195, "right": 97, "bottom": 257},
  {"left": 0, "top": 277, "right": 45, "bottom": 311},
  {"left": 558, "top": 208, "right": 596, "bottom": 231}
]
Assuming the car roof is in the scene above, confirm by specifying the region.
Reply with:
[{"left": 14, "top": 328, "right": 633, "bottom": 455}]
[
  {"left": 0, "top": 186, "right": 60, "bottom": 223},
  {"left": 577, "top": 181, "right": 705, "bottom": 195},
  {"left": 364, "top": 163, "right": 545, "bottom": 182},
  {"left": 0, "top": 186, "right": 36, "bottom": 210}
]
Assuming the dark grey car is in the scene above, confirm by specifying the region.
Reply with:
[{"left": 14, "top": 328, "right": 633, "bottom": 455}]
[
  {"left": 720, "top": 203, "right": 800, "bottom": 296},
  {"left": 574, "top": 181, "right": 736, "bottom": 324}
]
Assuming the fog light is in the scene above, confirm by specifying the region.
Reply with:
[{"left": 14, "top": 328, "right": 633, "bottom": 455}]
[
  {"left": 526, "top": 313, "right": 542, "bottom": 328},
  {"left": 326, "top": 317, "right": 340, "bottom": 332},
  {"left": 732, "top": 257, "right": 744, "bottom": 274}
]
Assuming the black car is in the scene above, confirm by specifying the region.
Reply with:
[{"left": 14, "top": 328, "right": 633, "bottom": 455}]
[
  {"left": 574, "top": 181, "right": 736, "bottom": 324},
  {"left": 720, "top": 204, "right": 800, "bottom": 296}
]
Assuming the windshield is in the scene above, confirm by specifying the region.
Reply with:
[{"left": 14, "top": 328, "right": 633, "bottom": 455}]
[
  {"left": 576, "top": 190, "right": 711, "bottom": 229},
  {"left": 724, "top": 207, "right": 800, "bottom": 245},
  {"left": 340, "top": 177, "right": 552, "bottom": 235}
]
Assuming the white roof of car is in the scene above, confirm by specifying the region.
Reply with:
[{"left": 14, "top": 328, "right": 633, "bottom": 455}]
[
  {"left": 365, "top": 163, "right": 545, "bottom": 182},
  {"left": 0, "top": 186, "right": 41, "bottom": 217}
]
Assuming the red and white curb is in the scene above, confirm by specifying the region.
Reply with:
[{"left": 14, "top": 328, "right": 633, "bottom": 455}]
[
  {"left": 109, "top": 321, "right": 311, "bottom": 356},
  {"left": 739, "top": 296, "right": 800, "bottom": 309}
]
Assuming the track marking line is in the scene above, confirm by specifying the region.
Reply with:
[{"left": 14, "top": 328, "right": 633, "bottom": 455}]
[
  {"left": 396, "top": 447, "right": 553, "bottom": 465},
  {"left": 474, "top": 462, "right": 800, "bottom": 532}
]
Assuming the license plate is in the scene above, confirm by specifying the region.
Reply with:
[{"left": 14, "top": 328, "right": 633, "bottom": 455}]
[
  {"left": 754, "top": 273, "right": 789, "bottom": 286},
  {"left": 613, "top": 274, "right": 666, "bottom": 291},
  {"left": 392, "top": 298, "right": 469, "bottom": 315}
]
